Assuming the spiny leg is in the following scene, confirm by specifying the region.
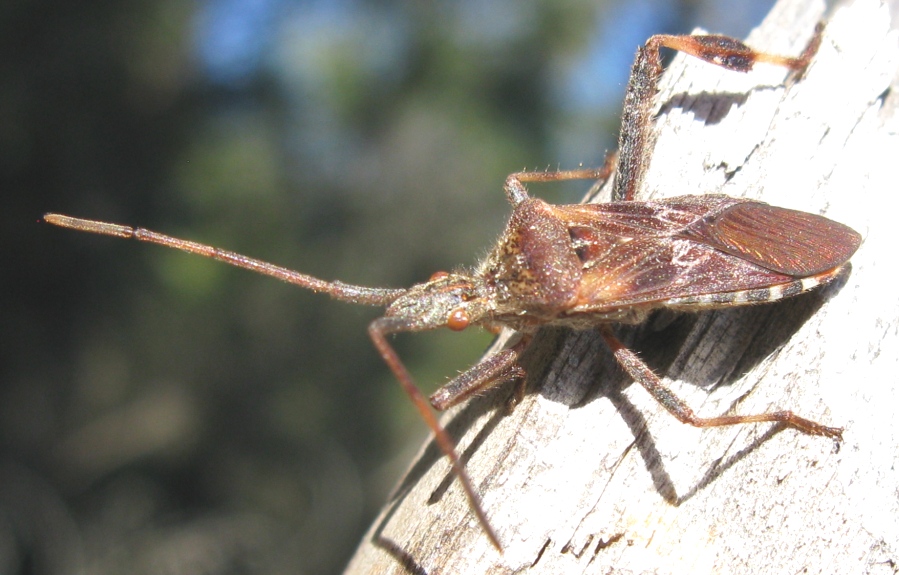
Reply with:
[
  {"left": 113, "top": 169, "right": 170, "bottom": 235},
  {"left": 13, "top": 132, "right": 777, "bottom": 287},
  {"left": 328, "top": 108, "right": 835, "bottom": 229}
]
[
  {"left": 599, "top": 326, "right": 842, "bottom": 440},
  {"left": 614, "top": 24, "right": 824, "bottom": 202},
  {"left": 43, "top": 213, "right": 403, "bottom": 306},
  {"left": 430, "top": 336, "right": 531, "bottom": 412}
]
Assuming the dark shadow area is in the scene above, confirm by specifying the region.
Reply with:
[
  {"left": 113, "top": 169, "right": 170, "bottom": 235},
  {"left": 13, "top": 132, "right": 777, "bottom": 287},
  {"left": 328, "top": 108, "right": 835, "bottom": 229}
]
[
  {"left": 674, "top": 421, "right": 798, "bottom": 502},
  {"left": 360, "top": 328, "right": 570, "bottom": 561},
  {"left": 530, "top": 283, "right": 844, "bottom": 508},
  {"left": 412, "top": 328, "right": 570, "bottom": 508},
  {"left": 661, "top": 89, "right": 752, "bottom": 125},
  {"left": 371, "top": 535, "right": 428, "bottom": 575},
  {"left": 381, "top": 282, "right": 841, "bottom": 544},
  {"left": 605, "top": 385, "right": 679, "bottom": 504},
  {"left": 626, "top": 290, "right": 829, "bottom": 390}
]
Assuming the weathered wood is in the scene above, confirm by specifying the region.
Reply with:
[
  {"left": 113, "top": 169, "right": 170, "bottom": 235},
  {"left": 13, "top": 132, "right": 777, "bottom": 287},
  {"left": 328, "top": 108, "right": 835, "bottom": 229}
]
[{"left": 345, "top": 0, "right": 899, "bottom": 572}]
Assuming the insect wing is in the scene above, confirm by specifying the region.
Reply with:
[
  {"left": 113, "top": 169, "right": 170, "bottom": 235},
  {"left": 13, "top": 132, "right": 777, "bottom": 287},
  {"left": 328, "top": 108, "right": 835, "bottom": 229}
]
[
  {"left": 571, "top": 236, "right": 796, "bottom": 311},
  {"left": 681, "top": 201, "right": 861, "bottom": 276},
  {"left": 553, "top": 198, "right": 859, "bottom": 312}
]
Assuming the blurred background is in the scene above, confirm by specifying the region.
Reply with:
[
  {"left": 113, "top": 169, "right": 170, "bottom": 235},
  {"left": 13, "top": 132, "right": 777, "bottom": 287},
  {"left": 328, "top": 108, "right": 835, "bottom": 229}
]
[{"left": 3, "top": 0, "right": 776, "bottom": 573}]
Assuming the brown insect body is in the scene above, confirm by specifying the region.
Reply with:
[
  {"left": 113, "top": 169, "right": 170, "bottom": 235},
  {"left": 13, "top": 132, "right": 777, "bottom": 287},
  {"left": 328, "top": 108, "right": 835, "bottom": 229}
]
[
  {"left": 404, "top": 194, "right": 859, "bottom": 336},
  {"left": 44, "top": 23, "right": 861, "bottom": 551}
]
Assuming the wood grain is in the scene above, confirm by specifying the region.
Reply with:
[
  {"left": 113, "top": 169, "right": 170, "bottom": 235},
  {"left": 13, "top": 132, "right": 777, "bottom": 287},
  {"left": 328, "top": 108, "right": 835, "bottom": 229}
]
[{"left": 346, "top": 0, "right": 899, "bottom": 572}]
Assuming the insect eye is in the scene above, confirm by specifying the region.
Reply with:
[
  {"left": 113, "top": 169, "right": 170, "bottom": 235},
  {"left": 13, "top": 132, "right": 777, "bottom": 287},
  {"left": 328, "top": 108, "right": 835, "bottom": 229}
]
[
  {"left": 446, "top": 308, "right": 470, "bottom": 331},
  {"left": 429, "top": 271, "right": 450, "bottom": 281}
]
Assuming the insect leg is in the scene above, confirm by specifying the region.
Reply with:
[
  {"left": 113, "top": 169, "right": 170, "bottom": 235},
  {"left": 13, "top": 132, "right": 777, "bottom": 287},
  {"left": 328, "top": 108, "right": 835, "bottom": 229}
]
[
  {"left": 614, "top": 24, "right": 824, "bottom": 202},
  {"left": 430, "top": 335, "right": 532, "bottom": 411},
  {"left": 599, "top": 326, "right": 843, "bottom": 440},
  {"left": 502, "top": 150, "right": 617, "bottom": 206},
  {"left": 368, "top": 317, "right": 503, "bottom": 550},
  {"left": 43, "top": 214, "right": 403, "bottom": 306}
]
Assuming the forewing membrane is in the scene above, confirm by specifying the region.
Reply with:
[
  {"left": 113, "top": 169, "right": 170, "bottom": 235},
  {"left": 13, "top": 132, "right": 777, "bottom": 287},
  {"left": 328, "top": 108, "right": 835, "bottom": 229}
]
[{"left": 553, "top": 197, "right": 860, "bottom": 312}]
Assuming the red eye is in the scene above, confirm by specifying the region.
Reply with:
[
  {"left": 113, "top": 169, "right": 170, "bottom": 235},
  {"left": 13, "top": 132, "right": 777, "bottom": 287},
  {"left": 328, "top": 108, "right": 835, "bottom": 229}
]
[
  {"left": 447, "top": 308, "right": 470, "bottom": 331},
  {"left": 429, "top": 271, "right": 449, "bottom": 281}
]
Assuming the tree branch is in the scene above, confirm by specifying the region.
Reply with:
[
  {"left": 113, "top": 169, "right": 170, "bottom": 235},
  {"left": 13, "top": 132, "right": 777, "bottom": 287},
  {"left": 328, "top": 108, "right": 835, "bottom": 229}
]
[{"left": 346, "top": 0, "right": 899, "bottom": 572}]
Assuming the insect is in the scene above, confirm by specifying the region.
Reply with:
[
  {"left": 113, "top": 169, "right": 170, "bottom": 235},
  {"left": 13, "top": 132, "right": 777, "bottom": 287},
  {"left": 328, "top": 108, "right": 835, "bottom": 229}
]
[{"left": 45, "top": 23, "right": 860, "bottom": 551}]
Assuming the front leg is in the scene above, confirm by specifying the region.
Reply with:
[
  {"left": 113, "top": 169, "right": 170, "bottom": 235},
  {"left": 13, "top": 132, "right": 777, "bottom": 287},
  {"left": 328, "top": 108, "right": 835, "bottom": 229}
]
[{"left": 430, "top": 336, "right": 531, "bottom": 411}]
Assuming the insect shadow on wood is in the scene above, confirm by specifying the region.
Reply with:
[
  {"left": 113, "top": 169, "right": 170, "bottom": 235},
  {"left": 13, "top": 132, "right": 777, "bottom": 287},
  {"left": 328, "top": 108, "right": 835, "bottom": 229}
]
[
  {"left": 661, "top": 90, "right": 751, "bottom": 126},
  {"left": 43, "top": 23, "right": 861, "bottom": 551},
  {"left": 421, "top": 326, "right": 570, "bottom": 503},
  {"left": 657, "top": 32, "right": 815, "bottom": 129},
  {"left": 581, "top": 284, "right": 841, "bottom": 506}
]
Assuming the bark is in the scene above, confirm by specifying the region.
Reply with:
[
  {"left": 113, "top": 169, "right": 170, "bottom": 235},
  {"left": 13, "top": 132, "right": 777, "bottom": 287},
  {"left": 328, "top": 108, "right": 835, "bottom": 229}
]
[{"left": 346, "top": 0, "right": 899, "bottom": 572}]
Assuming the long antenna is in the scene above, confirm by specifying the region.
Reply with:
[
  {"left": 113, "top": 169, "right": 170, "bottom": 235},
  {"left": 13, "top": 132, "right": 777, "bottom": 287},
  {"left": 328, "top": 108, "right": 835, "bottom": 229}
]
[{"left": 44, "top": 214, "right": 404, "bottom": 306}]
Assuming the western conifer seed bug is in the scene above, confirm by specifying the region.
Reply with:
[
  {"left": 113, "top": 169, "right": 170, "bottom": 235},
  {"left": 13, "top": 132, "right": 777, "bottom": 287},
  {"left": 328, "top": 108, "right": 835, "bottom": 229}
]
[{"left": 45, "top": 23, "right": 860, "bottom": 551}]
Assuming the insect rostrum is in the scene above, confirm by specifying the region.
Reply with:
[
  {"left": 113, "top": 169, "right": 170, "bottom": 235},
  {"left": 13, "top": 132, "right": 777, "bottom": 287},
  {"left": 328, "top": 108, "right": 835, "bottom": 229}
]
[{"left": 44, "top": 23, "right": 860, "bottom": 551}]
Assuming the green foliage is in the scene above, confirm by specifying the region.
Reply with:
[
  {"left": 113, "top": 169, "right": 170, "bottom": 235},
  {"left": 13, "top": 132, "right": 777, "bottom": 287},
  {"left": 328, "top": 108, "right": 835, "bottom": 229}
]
[{"left": 5, "top": 0, "right": 774, "bottom": 572}]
